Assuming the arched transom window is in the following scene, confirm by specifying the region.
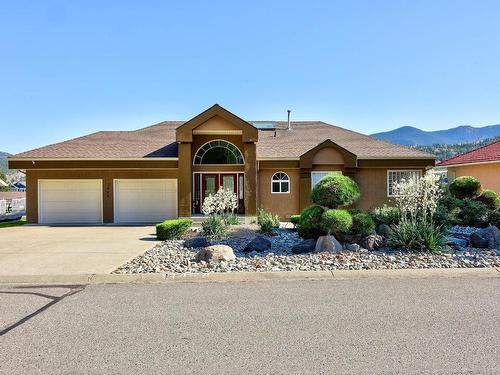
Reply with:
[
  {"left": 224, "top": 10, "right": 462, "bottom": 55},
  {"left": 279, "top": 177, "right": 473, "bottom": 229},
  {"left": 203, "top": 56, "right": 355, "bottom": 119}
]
[
  {"left": 271, "top": 172, "right": 290, "bottom": 193},
  {"left": 193, "top": 140, "right": 244, "bottom": 165}
]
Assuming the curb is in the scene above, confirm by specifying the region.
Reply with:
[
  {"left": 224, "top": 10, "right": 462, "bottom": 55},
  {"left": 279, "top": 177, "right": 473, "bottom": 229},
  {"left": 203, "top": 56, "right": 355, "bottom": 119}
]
[{"left": 0, "top": 267, "right": 498, "bottom": 285}]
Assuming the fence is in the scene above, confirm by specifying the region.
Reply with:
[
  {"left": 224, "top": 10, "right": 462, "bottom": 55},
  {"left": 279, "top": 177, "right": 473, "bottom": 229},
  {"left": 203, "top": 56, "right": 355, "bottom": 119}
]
[{"left": 0, "top": 198, "right": 26, "bottom": 218}]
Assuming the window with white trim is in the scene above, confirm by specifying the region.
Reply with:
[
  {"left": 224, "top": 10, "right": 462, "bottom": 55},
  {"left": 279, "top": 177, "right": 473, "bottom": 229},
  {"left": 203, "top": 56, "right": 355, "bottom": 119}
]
[
  {"left": 271, "top": 172, "right": 290, "bottom": 193},
  {"left": 311, "top": 171, "right": 342, "bottom": 189},
  {"left": 387, "top": 170, "right": 422, "bottom": 197}
]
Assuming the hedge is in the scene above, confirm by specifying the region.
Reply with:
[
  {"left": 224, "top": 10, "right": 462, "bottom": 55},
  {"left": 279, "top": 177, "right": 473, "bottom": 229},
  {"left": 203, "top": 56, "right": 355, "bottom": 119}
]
[{"left": 156, "top": 219, "right": 193, "bottom": 240}]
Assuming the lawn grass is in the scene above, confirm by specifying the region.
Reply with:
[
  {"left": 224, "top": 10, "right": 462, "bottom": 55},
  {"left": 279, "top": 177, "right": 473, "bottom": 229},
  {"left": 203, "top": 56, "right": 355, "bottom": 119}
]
[{"left": 0, "top": 216, "right": 26, "bottom": 228}]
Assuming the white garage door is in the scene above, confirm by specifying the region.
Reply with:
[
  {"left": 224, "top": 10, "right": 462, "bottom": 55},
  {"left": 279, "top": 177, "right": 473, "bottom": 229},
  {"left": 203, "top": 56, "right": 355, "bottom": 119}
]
[
  {"left": 114, "top": 179, "right": 177, "bottom": 223},
  {"left": 39, "top": 180, "right": 102, "bottom": 224}
]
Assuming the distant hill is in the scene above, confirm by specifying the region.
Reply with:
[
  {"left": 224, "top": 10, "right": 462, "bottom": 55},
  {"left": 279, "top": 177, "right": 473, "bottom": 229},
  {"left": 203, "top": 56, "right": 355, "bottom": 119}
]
[
  {"left": 411, "top": 136, "right": 500, "bottom": 162},
  {"left": 371, "top": 125, "right": 500, "bottom": 146},
  {"left": 0, "top": 151, "right": 12, "bottom": 175}
]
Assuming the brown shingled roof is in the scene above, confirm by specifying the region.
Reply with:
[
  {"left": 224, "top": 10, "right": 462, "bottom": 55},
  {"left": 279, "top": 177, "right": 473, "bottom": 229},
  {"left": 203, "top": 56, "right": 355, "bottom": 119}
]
[{"left": 11, "top": 120, "right": 434, "bottom": 160}]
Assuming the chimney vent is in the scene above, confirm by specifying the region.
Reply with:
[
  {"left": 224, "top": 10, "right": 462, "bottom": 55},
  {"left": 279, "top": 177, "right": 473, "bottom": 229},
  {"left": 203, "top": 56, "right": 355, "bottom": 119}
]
[{"left": 287, "top": 110, "right": 292, "bottom": 131}]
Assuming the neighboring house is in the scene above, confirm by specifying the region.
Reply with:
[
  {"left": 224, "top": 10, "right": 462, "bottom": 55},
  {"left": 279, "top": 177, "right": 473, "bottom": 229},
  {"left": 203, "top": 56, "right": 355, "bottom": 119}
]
[
  {"left": 10, "top": 181, "right": 26, "bottom": 192},
  {"left": 437, "top": 139, "right": 500, "bottom": 193},
  {"left": 8, "top": 104, "right": 435, "bottom": 224}
]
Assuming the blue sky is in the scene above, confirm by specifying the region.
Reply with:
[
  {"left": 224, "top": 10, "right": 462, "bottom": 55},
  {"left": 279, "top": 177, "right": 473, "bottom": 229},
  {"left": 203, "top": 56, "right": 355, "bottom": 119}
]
[{"left": 1, "top": 0, "right": 500, "bottom": 154}]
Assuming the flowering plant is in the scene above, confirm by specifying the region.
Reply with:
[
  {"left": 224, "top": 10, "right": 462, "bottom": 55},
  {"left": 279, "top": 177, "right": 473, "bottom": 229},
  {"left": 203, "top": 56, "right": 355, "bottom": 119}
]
[
  {"left": 392, "top": 171, "right": 442, "bottom": 224},
  {"left": 202, "top": 188, "right": 238, "bottom": 216}
]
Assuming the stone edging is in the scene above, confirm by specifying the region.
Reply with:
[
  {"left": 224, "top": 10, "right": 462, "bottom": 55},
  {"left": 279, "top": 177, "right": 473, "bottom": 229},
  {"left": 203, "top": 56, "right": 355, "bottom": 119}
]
[{"left": 0, "top": 267, "right": 498, "bottom": 285}]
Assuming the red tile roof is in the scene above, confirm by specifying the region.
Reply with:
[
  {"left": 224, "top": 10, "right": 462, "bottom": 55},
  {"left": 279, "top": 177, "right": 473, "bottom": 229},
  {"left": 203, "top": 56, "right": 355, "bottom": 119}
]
[{"left": 437, "top": 140, "right": 500, "bottom": 166}]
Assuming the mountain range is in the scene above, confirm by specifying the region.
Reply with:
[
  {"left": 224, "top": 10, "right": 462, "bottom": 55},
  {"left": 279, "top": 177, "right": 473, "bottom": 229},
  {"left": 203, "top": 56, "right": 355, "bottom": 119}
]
[{"left": 371, "top": 125, "right": 500, "bottom": 146}]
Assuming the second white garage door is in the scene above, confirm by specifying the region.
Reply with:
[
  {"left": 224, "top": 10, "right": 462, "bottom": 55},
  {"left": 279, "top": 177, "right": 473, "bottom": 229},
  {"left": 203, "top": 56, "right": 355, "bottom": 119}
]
[{"left": 114, "top": 179, "right": 177, "bottom": 223}]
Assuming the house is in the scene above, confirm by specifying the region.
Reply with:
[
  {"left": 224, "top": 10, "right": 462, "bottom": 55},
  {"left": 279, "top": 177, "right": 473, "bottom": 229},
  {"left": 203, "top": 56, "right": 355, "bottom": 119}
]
[
  {"left": 437, "top": 139, "right": 500, "bottom": 193},
  {"left": 8, "top": 104, "right": 435, "bottom": 224},
  {"left": 10, "top": 181, "right": 26, "bottom": 192}
]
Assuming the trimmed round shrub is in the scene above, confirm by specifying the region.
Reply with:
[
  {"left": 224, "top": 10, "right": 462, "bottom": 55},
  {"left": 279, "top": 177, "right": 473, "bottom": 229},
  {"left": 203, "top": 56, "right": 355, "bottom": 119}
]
[
  {"left": 297, "top": 205, "right": 325, "bottom": 239},
  {"left": 370, "top": 205, "right": 401, "bottom": 226},
  {"left": 456, "top": 199, "right": 489, "bottom": 227},
  {"left": 321, "top": 209, "right": 352, "bottom": 235},
  {"left": 311, "top": 174, "right": 360, "bottom": 208},
  {"left": 449, "top": 176, "right": 481, "bottom": 199},
  {"left": 475, "top": 189, "right": 500, "bottom": 210},
  {"left": 349, "top": 210, "right": 375, "bottom": 235}
]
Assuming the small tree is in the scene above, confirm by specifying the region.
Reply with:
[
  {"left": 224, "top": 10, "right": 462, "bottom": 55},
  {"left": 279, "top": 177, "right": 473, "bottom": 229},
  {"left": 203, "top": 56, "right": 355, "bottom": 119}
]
[
  {"left": 0, "top": 172, "right": 9, "bottom": 192},
  {"left": 201, "top": 188, "right": 238, "bottom": 216},
  {"left": 311, "top": 174, "right": 360, "bottom": 208}
]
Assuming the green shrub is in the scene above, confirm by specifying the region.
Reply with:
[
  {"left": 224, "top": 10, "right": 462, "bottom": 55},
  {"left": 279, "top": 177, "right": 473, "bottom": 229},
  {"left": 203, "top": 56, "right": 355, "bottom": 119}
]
[
  {"left": 257, "top": 208, "right": 280, "bottom": 236},
  {"left": 223, "top": 213, "right": 240, "bottom": 225},
  {"left": 370, "top": 205, "right": 401, "bottom": 226},
  {"left": 321, "top": 209, "right": 352, "bottom": 235},
  {"left": 297, "top": 205, "right": 325, "bottom": 239},
  {"left": 456, "top": 199, "right": 490, "bottom": 227},
  {"left": 475, "top": 189, "right": 500, "bottom": 210},
  {"left": 156, "top": 219, "right": 193, "bottom": 240},
  {"left": 439, "top": 189, "right": 462, "bottom": 211},
  {"left": 349, "top": 210, "right": 375, "bottom": 235},
  {"left": 449, "top": 176, "right": 481, "bottom": 199},
  {"left": 201, "top": 215, "right": 227, "bottom": 240},
  {"left": 489, "top": 209, "right": 500, "bottom": 227},
  {"left": 433, "top": 204, "right": 453, "bottom": 228},
  {"left": 310, "top": 174, "right": 361, "bottom": 208},
  {"left": 387, "top": 221, "right": 447, "bottom": 253},
  {"left": 290, "top": 215, "right": 301, "bottom": 227}
]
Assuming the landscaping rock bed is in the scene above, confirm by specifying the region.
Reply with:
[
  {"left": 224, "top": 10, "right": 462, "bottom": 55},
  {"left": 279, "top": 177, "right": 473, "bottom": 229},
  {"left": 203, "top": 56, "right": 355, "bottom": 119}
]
[{"left": 114, "top": 225, "right": 500, "bottom": 274}]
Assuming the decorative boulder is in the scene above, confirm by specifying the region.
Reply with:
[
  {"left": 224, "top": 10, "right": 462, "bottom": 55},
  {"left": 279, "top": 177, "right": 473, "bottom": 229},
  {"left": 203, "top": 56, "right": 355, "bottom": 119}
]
[
  {"left": 469, "top": 226, "right": 499, "bottom": 248},
  {"left": 376, "top": 224, "right": 391, "bottom": 238},
  {"left": 291, "top": 239, "right": 317, "bottom": 254},
  {"left": 360, "top": 234, "right": 385, "bottom": 251},
  {"left": 315, "top": 235, "right": 343, "bottom": 252},
  {"left": 195, "top": 245, "right": 235, "bottom": 262},
  {"left": 184, "top": 237, "right": 210, "bottom": 249},
  {"left": 495, "top": 231, "right": 500, "bottom": 251},
  {"left": 344, "top": 243, "right": 361, "bottom": 252},
  {"left": 243, "top": 236, "right": 272, "bottom": 253},
  {"left": 447, "top": 237, "right": 468, "bottom": 248}
]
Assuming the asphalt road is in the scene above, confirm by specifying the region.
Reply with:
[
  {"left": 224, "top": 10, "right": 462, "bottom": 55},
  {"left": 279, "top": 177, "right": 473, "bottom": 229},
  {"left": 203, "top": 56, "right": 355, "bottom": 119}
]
[{"left": 1, "top": 275, "right": 499, "bottom": 374}]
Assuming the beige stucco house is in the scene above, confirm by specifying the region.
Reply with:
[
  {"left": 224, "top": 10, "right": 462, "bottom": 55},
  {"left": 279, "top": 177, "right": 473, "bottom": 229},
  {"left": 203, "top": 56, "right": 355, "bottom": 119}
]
[
  {"left": 438, "top": 139, "right": 500, "bottom": 193},
  {"left": 8, "top": 105, "right": 435, "bottom": 224}
]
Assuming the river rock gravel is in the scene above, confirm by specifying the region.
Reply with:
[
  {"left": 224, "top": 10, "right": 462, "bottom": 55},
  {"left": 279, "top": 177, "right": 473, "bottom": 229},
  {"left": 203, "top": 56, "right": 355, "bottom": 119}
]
[{"left": 114, "top": 226, "right": 500, "bottom": 274}]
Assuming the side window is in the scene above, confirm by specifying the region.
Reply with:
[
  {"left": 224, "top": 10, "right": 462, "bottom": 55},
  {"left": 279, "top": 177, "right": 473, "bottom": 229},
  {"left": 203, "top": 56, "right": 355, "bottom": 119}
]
[
  {"left": 271, "top": 172, "right": 290, "bottom": 193},
  {"left": 387, "top": 170, "right": 422, "bottom": 197}
]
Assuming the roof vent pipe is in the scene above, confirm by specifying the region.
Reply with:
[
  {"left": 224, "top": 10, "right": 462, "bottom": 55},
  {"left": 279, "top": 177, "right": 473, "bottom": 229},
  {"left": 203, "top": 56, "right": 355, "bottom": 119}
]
[{"left": 287, "top": 109, "right": 292, "bottom": 131}]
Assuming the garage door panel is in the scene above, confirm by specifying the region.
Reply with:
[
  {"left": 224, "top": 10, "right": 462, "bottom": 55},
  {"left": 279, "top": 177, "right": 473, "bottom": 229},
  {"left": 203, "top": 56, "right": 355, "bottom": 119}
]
[
  {"left": 39, "top": 180, "right": 102, "bottom": 224},
  {"left": 114, "top": 179, "right": 177, "bottom": 223}
]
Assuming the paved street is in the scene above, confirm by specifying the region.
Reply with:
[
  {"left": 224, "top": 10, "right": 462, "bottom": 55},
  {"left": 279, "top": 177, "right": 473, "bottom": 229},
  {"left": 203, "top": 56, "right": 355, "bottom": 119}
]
[{"left": 1, "top": 274, "right": 499, "bottom": 374}]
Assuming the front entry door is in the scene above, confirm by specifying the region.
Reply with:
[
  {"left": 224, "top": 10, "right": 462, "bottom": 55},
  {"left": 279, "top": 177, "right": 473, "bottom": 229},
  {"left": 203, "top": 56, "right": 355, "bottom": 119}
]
[
  {"left": 202, "top": 174, "right": 219, "bottom": 205},
  {"left": 220, "top": 173, "right": 237, "bottom": 195}
]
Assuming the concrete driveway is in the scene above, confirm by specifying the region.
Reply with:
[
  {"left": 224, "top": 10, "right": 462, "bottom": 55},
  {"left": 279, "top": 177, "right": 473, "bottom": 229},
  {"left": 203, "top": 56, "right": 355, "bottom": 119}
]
[{"left": 0, "top": 226, "right": 158, "bottom": 276}]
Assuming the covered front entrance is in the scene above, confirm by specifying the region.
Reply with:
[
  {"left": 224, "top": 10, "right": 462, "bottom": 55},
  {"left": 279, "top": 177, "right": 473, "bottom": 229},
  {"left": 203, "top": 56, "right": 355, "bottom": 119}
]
[{"left": 193, "top": 173, "right": 244, "bottom": 214}]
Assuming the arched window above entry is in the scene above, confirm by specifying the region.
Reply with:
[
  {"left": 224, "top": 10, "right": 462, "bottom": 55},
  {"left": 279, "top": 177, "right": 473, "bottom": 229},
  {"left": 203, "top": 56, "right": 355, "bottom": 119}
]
[
  {"left": 193, "top": 140, "right": 244, "bottom": 165},
  {"left": 271, "top": 172, "right": 290, "bottom": 193}
]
